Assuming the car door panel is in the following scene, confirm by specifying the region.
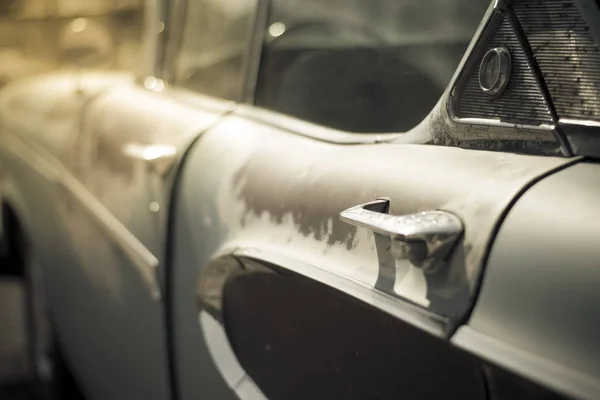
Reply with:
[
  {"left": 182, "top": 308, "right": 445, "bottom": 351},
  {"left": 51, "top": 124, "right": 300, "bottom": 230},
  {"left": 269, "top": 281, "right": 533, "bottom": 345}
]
[
  {"left": 454, "top": 162, "right": 600, "bottom": 400},
  {"left": 46, "top": 84, "right": 232, "bottom": 400},
  {"left": 171, "top": 110, "right": 574, "bottom": 399}
]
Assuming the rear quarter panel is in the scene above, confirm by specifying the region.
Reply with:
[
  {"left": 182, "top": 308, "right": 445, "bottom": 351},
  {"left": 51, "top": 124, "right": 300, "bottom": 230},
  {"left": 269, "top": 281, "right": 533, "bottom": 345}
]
[{"left": 454, "top": 162, "right": 600, "bottom": 400}]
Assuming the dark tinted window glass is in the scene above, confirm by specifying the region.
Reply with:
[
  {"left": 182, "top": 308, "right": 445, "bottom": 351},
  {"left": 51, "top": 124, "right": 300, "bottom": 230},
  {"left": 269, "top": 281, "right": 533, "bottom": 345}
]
[
  {"left": 255, "top": 0, "right": 489, "bottom": 132},
  {"left": 174, "top": 0, "right": 257, "bottom": 100}
]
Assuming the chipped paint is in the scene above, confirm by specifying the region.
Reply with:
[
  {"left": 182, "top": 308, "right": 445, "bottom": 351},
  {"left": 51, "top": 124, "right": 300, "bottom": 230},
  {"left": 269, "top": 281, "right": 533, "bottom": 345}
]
[{"left": 176, "top": 112, "right": 574, "bottom": 324}]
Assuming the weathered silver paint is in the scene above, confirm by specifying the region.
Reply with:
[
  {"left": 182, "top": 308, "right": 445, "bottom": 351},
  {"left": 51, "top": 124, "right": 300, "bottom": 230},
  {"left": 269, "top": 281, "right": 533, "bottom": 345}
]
[
  {"left": 454, "top": 162, "right": 600, "bottom": 400},
  {"left": 170, "top": 105, "right": 573, "bottom": 399}
]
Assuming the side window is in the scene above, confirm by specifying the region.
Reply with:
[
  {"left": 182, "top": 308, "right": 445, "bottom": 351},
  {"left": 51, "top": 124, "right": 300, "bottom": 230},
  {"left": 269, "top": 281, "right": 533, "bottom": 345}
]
[
  {"left": 255, "top": 0, "right": 489, "bottom": 133},
  {"left": 173, "top": 0, "right": 257, "bottom": 100}
]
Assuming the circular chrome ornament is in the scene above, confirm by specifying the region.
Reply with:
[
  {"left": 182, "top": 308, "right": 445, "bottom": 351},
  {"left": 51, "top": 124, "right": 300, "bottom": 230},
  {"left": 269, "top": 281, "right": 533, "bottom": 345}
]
[{"left": 478, "top": 47, "right": 512, "bottom": 97}]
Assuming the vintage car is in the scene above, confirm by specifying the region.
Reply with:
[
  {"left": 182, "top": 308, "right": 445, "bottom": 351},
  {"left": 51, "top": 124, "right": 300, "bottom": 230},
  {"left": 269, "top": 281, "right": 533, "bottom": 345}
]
[{"left": 1, "top": 0, "right": 600, "bottom": 399}]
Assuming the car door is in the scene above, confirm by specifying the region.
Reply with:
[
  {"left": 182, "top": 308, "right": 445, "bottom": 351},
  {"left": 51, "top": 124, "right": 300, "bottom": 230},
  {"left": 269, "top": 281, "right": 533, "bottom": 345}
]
[
  {"left": 47, "top": 7, "right": 239, "bottom": 400},
  {"left": 166, "top": 0, "right": 577, "bottom": 399}
]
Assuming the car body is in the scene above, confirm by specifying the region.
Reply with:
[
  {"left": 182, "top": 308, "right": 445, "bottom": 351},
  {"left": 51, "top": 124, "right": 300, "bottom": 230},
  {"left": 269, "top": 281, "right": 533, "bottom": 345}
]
[{"left": 1, "top": 0, "right": 600, "bottom": 399}]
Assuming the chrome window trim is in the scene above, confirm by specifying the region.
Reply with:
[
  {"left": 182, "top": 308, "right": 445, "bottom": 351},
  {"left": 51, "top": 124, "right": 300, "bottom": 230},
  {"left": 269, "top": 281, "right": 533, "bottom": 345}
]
[
  {"left": 196, "top": 246, "right": 449, "bottom": 337},
  {"left": 160, "top": 0, "right": 186, "bottom": 84},
  {"left": 199, "top": 311, "right": 267, "bottom": 400},
  {"left": 455, "top": 118, "right": 555, "bottom": 132},
  {"left": 445, "top": 2, "right": 499, "bottom": 126},
  {"left": 161, "top": 0, "right": 261, "bottom": 103},
  {"left": 0, "top": 129, "right": 161, "bottom": 300},
  {"left": 231, "top": 104, "right": 413, "bottom": 145},
  {"left": 560, "top": 118, "right": 600, "bottom": 128},
  {"left": 242, "top": 0, "right": 270, "bottom": 104},
  {"left": 136, "top": 0, "right": 168, "bottom": 85}
]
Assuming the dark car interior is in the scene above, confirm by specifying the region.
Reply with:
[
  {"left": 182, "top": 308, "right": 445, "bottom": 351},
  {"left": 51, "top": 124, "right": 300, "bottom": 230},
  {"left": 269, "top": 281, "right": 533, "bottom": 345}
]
[{"left": 255, "top": 43, "right": 469, "bottom": 133}]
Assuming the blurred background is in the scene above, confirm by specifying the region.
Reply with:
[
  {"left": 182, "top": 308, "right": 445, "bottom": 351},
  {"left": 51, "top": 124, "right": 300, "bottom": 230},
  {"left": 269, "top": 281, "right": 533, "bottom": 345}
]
[
  {"left": 0, "top": 1, "right": 145, "bottom": 397},
  {"left": 0, "top": 0, "right": 145, "bottom": 87}
]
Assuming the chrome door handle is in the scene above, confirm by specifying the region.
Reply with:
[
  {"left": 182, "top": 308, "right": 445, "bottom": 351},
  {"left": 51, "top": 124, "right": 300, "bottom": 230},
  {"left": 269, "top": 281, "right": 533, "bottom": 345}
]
[
  {"left": 340, "top": 199, "right": 463, "bottom": 274},
  {"left": 122, "top": 143, "right": 178, "bottom": 176}
]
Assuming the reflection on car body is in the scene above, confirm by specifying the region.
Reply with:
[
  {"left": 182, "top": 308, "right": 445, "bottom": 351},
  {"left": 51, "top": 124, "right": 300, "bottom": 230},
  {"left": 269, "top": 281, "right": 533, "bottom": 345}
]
[{"left": 0, "top": 0, "right": 599, "bottom": 400}]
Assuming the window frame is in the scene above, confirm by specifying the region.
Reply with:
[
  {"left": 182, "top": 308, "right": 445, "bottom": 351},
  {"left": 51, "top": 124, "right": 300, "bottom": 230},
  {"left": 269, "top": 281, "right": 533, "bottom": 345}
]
[
  {"left": 135, "top": 0, "right": 168, "bottom": 85},
  {"left": 160, "top": 0, "right": 264, "bottom": 102},
  {"left": 158, "top": 0, "right": 547, "bottom": 154},
  {"left": 246, "top": 0, "right": 458, "bottom": 135}
]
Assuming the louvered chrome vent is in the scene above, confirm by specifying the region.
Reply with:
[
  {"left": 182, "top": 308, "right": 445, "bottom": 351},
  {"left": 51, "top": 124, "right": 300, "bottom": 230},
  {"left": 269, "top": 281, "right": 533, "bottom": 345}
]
[
  {"left": 450, "top": 0, "right": 600, "bottom": 128},
  {"left": 513, "top": 0, "right": 600, "bottom": 123},
  {"left": 451, "top": 12, "right": 553, "bottom": 125}
]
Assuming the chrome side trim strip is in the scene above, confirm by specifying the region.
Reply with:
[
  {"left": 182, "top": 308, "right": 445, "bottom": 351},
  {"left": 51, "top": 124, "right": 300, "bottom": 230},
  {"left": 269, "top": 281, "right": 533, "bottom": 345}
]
[
  {"left": 231, "top": 247, "right": 449, "bottom": 337},
  {"left": 0, "top": 130, "right": 161, "bottom": 300},
  {"left": 452, "top": 326, "right": 600, "bottom": 400},
  {"left": 452, "top": 117, "right": 555, "bottom": 131},
  {"left": 560, "top": 118, "right": 600, "bottom": 128}
]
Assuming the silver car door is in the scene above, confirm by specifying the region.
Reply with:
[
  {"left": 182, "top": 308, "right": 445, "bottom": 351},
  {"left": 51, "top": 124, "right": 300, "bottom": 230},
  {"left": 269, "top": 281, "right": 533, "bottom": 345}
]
[{"left": 167, "top": 0, "right": 585, "bottom": 399}]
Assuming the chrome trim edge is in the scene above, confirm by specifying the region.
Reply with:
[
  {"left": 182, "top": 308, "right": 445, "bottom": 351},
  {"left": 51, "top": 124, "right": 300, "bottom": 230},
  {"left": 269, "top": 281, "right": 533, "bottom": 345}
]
[
  {"left": 453, "top": 117, "right": 555, "bottom": 131},
  {"left": 199, "top": 311, "right": 267, "bottom": 400},
  {"left": 232, "top": 247, "right": 449, "bottom": 337},
  {"left": 452, "top": 326, "right": 600, "bottom": 400},
  {"left": 560, "top": 118, "right": 600, "bottom": 128},
  {"left": 242, "top": 0, "right": 269, "bottom": 104},
  {"left": 445, "top": 3, "right": 560, "bottom": 136}
]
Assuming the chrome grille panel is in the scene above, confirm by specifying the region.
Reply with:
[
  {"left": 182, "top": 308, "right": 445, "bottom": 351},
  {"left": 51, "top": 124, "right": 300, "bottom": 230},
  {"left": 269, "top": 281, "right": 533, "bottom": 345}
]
[
  {"left": 452, "top": 13, "right": 553, "bottom": 125},
  {"left": 513, "top": 0, "right": 600, "bottom": 123}
]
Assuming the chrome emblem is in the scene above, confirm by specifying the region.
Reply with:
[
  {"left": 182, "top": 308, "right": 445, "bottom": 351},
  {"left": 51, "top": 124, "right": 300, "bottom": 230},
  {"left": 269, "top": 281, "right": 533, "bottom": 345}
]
[{"left": 479, "top": 47, "right": 512, "bottom": 97}]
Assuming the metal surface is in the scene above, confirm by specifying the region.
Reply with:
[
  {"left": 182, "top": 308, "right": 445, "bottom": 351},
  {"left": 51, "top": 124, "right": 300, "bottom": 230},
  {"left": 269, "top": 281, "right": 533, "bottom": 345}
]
[
  {"left": 195, "top": 255, "right": 267, "bottom": 400},
  {"left": 455, "top": 162, "right": 600, "bottom": 400},
  {"left": 514, "top": 0, "right": 600, "bottom": 123},
  {"left": 450, "top": 8, "right": 554, "bottom": 126}
]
